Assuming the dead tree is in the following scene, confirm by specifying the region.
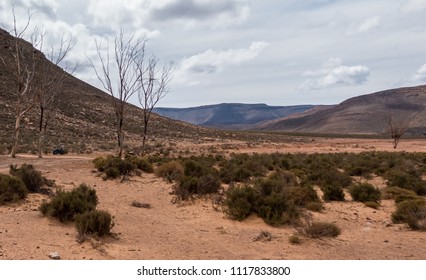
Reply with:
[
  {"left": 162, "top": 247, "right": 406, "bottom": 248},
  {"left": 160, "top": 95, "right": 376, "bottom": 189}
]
[
  {"left": 89, "top": 30, "right": 146, "bottom": 157},
  {"left": 137, "top": 57, "right": 173, "bottom": 155},
  {"left": 386, "top": 114, "right": 408, "bottom": 149},
  {"left": 4, "top": 6, "right": 39, "bottom": 158},
  {"left": 33, "top": 31, "right": 76, "bottom": 158}
]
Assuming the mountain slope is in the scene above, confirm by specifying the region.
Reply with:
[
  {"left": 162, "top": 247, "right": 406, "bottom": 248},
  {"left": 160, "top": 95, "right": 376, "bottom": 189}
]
[
  {"left": 153, "top": 103, "right": 315, "bottom": 129},
  {"left": 0, "top": 28, "right": 214, "bottom": 154},
  {"left": 262, "top": 85, "right": 426, "bottom": 135}
]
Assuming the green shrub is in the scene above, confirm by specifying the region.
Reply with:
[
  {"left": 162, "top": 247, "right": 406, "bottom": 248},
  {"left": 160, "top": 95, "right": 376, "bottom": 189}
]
[
  {"left": 385, "top": 170, "right": 426, "bottom": 195},
  {"left": 392, "top": 199, "right": 426, "bottom": 230},
  {"left": 288, "top": 185, "right": 320, "bottom": 207},
  {"left": 224, "top": 185, "right": 256, "bottom": 221},
  {"left": 93, "top": 156, "right": 148, "bottom": 179},
  {"left": 394, "top": 194, "right": 423, "bottom": 204},
  {"left": 75, "top": 210, "right": 113, "bottom": 237},
  {"left": 128, "top": 156, "right": 153, "bottom": 173},
  {"left": 288, "top": 234, "right": 302, "bottom": 244},
  {"left": 0, "top": 173, "right": 27, "bottom": 205},
  {"left": 173, "top": 174, "right": 222, "bottom": 200},
  {"left": 40, "top": 184, "right": 98, "bottom": 222},
  {"left": 9, "top": 164, "right": 44, "bottom": 193},
  {"left": 305, "top": 222, "right": 341, "bottom": 238},
  {"left": 305, "top": 201, "right": 323, "bottom": 212},
  {"left": 155, "top": 160, "right": 184, "bottom": 182},
  {"left": 382, "top": 187, "right": 417, "bottom": 200},
  {"left": 349, "top": 183, "right": 381, "bottom": 203},
  {"left": 255, "top": 192, "right": 289, "bottom": 226},
  {"left": 322, "top": 184, "right": 345, "bottom": 201},
  {"left": 197, "top": 174, "right": 221, "bottom": 195}
]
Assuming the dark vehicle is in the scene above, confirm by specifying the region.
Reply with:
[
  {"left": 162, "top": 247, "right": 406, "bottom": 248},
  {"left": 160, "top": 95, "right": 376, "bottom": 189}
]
[{"left": 52, "top": 147, "right": 67, "bottom": 155}]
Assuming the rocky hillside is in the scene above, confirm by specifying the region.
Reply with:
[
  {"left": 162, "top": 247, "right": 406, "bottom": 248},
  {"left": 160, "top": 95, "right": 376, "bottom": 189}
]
[
  {"left": 262, "top": 85, "right": 426, "bottom": 135},
  {"left": 0, "top": 28, "right": 216, "bottom": 154}
]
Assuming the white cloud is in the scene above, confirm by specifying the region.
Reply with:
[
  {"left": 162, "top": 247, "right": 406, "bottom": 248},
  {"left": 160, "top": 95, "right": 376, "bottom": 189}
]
[
  {"left": 300, "top": 58, "right": 370, "bottom": 90},
  {"left": 400, "top": 0, "right": 426, "bottom": 13},
  {"left": 347, "top": 16, "right": 380, "bottom": 35},
  {"left": 172, "top": 41, "right": 268, "bottom": 86},
  {"left": 412, "top": 63, "right": 426, "bottom": 82}
]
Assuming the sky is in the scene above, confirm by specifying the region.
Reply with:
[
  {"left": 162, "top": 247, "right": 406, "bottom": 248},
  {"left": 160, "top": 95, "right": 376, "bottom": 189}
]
[{"left": 1, "top": 0, "right": 426, "bottom": 108}]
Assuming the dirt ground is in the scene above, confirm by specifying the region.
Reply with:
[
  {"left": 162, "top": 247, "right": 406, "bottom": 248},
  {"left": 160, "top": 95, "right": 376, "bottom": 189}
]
[{"left": 1, "top": 137, "right": 425, "bottom": 260}]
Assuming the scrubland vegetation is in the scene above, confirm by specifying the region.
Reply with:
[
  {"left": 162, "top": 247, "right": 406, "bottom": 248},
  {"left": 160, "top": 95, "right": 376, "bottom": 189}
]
[{"left": 152, "top": 151, "right": 426, "bottom": 232}]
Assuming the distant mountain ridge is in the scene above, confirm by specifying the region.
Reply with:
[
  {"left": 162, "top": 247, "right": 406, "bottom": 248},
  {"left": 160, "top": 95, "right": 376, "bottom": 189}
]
[
  {"left": 153, "top": 103, "right": 315, "bottom": 129},
  {"left": 261, "top": 85, "right": 426, "bottom": 135}
]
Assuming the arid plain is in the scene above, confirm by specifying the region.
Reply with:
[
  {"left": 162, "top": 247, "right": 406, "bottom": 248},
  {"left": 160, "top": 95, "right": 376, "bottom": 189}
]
[{"left": 1, "top": 137, "right": 425, "bottom": 260}]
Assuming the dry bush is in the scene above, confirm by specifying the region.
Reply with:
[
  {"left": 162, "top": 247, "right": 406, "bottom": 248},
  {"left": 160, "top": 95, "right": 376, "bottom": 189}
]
[
  {"left": 294, "top": 212, "right": 341, "bottom": 238},
  {"left": 0, "top": 173, "right": 27, "bottom": 205},
  {"left": 39, "top": 184, "right": 98, "bottom": 222},
  {"left": 9, "top": 164, "right": 44, "bottom": 193},
  {"left": 75, "top": 210, "right": 113, "bottom": 237},
  {"left": 349, "top": 183, "right": 381, "bottom": 203},
  {"left": 392, "top": 199, "right": 426, "bottom": 231},
  {"left": 155, "top": 160, "right": 184, "bottom": 182}
]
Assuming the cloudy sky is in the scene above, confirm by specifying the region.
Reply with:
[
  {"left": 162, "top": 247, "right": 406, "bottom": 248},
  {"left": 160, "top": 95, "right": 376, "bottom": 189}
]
[{"left": 1, "top": 0, "right": 426, "bottom": 107}]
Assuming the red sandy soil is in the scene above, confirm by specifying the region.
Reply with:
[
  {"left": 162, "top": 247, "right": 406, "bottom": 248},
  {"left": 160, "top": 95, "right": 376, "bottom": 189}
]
[{"left": 1, "top": 137, "right": 425, "bottom": 260}]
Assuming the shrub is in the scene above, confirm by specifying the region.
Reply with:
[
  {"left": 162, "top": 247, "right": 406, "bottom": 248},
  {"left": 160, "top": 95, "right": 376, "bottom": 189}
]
[
  {"left": 288, "top": 185, "right": 320, "bottom": 207},
  {"left": 155, "top": 160, "right": 184, "bottom": 182},
  {"left": 392, "top": 199, "right": 426, "bottom": 230},
  {"left": 104, "top": 167, "right": 120, "bottom": 179},
  {"left": 349, "top": 183, "right": 381, "bottom": 203},
  {"left": 0, "top": 173, "right": 27, "bottom": 205},
  {"left": 255, "top": 192, "right": 288, "bottom": 226},
  {"left": 305, "top": 201, "right": 323, "bottom": 212},
  {"left": 173, "top": 174, "right": 222, "bottom": 200},
  {"left": 128, "top": 156, "right": 153, "bottom": 173},
  {"left": 322, "top": 184, "right": 345, "bottom": 201},
  {"left": 197, "top": 174, "right": 221, "bottom": 195},
  {"left": 93, "top": 156, "right": 147, "bottom": 179},
  {"left": 304, "top": 222, "right": 341, "bottom": 238},
  {"left": 394, "top": 194, "right": 423, "bottom": 204},
  {"left": 224, "top": 185, "right": 256, "bottom": 221},
  {"left": 75, "top": 210, "right": 113, "bottom": 237},
  {"left": 288, "top": 234, "right": 302, "bottom": 244},
  {"left": 385, "top": 170, "right": 426, "bottom": 195},
  {"left": 382, "top": 187, "right": 417, "bottom": 200},
  {"left": 364, "top": 201, "right": 380, "bottom": 209},
  {"left": 40, "top": 184, "right": 98, "bottom": 222},
  {"left": 9, "top": 164, "right": 44, "bottom": 193}
]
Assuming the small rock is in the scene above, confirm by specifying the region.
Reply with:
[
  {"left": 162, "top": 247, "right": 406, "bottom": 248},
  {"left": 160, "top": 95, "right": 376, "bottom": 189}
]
[
  {"left": 384, "top": 240, "right": 389, "bottom": 243},
  {"left": 49, "top": 252, "right": 60, "bottom": 260}
]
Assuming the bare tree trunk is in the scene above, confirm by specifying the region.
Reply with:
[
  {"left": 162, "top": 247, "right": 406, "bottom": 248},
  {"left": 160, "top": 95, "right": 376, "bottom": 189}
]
[
  {"left": 117, "top": 115, "right": 124, "bottom": 158},
  {"left": 10, "top": 116, "right": 21, "bottom": 158},
  {"left": 141, "top": 116, "right": 149, "bottom": 156},
  {"left": 37, "top": 106, "right": 45, "bottom": 158}
]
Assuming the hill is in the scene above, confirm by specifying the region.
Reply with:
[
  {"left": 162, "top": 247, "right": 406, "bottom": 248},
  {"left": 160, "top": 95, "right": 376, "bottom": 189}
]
[
  {"left": 0, "top": 28, "right": 215, "bottom": 154},
  {"left": 153, "top": 103, "right": 315, "bottom": 129},
  {"left": 262, "top": 85, "right": 426, "bottom": 135}
]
